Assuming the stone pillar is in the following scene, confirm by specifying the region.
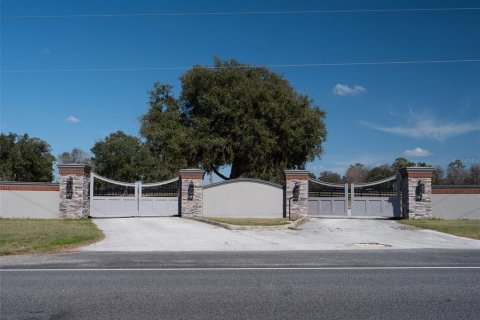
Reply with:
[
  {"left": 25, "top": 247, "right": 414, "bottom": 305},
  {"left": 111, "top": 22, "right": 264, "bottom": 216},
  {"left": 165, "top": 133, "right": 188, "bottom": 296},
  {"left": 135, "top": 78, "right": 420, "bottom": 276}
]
[
  {"left": 399, "top": 167, "right": 435, "bottom": 219},
  {"left": 284, "top": 170, "right": 309, "bottom": 219},
  {"left": 179, "top": 169, "right": 204, "bottom": 217},
  {"left": 58, "top": 164, "right": 92, "bottom": 218}
]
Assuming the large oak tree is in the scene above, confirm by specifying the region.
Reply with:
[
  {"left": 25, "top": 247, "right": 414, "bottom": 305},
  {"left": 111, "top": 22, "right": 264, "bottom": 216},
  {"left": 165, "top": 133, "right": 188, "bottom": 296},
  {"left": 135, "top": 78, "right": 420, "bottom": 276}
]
[{"left": 141, "top": 58, "right": 327, "bottom": 183}]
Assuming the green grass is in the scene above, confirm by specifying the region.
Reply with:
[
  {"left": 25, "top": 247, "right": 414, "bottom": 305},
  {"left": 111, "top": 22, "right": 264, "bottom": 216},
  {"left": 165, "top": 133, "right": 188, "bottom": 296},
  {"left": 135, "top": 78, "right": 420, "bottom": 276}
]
[
  {"left": 398, "top": 219, "right": 480, "bottom": 240},
  {"left": 0, "top": 219, "right": 104, "bottom": 255},
  {"left": 201, "top": 217, "right": 293, "bottom": 226}
]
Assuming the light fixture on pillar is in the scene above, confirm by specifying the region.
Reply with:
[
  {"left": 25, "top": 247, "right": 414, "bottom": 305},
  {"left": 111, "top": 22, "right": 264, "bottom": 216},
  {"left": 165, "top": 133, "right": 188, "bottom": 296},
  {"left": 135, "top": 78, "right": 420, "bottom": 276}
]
[
  {"left": 292, "top": 182, "right": 300, "bottom": 201},
  {"left": 66, "top": 176, "right": 73, "bottom": 199},
  {"left": 187, "top": 181, "right": 194, "bottom": 200}
]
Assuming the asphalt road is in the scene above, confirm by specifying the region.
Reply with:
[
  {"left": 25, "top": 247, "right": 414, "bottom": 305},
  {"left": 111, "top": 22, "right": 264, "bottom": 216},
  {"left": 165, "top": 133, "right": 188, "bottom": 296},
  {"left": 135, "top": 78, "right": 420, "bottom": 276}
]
[{"left": 1, "top": 250, "right": 480, "bottom": 320}]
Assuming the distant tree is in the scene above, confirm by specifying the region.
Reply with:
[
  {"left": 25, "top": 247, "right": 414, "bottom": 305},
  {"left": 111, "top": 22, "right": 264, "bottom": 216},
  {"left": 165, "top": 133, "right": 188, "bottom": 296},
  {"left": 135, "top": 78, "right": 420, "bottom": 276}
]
[
  {"left": 345, "top": 163, "right": 369, "bottom": 184},
  {"left": 416, "top": 161, "right": 430, "bottom": 167},
  {"left": 432, "top": 165, "right": 445, "bottom": 185},
  {"left": 0, "top": 133, "right": 55, "bottom": 182},
  {"left": 91, "top": 131, "right": 161, "bottom": 183},
  {"left": 58, "top": 148, "right": 93, "bottom": 166},
  {"left": 318, "top": 171, "right": 342, "bottom": 183},
  {"left": 140, "top": 58, "right": 327, "bottom": 183},
  {"left": 391, "top": 157, "right": 415, "bottom": 171},
  {"left": 366, "top": 165, "right": 394, "bottom": 182},
  {"left": 446, "top": 159, "right": 468, "bottom": 185},
  {"left": 468, "top": 163, "right": 480, "bottom": 185},
  {"left": 308, "top": 172, "right": 317, "bottom": 179}
]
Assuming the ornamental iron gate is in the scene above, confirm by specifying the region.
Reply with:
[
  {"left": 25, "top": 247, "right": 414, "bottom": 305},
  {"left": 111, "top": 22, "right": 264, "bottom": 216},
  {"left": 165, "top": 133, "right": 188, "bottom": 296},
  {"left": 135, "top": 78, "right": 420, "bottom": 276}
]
[
  {"left": 89, "top": 173, "right": 179, "bottom": 218},
  {"left": 308, "top": 179, "right": 348, "bottom": 216},
  {"left": 308, "top": 175, "right": 401, "bottom": 218}
]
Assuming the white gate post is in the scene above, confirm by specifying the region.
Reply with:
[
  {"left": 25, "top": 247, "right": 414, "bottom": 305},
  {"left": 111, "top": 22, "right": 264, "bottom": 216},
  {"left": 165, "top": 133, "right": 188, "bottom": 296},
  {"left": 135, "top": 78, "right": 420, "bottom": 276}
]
[
  {"left": 344, "top": 183, "right": 349, "bottom": 215},
  {"left": 350, "top": 183, "right": 355, "bottom": 216}
]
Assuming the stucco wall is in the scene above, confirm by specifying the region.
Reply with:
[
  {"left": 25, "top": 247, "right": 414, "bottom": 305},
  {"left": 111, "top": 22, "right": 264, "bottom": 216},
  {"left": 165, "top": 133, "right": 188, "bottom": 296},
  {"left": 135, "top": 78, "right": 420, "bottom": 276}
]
[
  {"left": 432, "top": 194, "right": 480, "bottom": 220},
  {"left": 0, "top": 187, "right": 60, "bottom": 218},
  {"left": 203, "top": 179, "right": 283, "bottom": 218}
]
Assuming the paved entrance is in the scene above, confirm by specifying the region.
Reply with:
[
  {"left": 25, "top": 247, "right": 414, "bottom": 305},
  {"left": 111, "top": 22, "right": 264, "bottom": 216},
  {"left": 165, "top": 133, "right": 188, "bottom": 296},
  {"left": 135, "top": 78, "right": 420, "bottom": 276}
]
[{"left": 83, "top": 217, "right": 480, "bottom": 251}]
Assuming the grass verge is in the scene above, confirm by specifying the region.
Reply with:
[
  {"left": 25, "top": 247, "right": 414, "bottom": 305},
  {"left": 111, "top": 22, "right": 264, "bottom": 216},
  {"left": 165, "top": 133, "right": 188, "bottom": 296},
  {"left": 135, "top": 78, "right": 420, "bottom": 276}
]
[
  {"left": 398, "top": 219, "right": 480, "bottom": 240},
  {"left": 0, "top": 218, "right": 104, "bottom": 255},
  {"left": 200, "top": 217, "right": 292, "bottom": 226}
]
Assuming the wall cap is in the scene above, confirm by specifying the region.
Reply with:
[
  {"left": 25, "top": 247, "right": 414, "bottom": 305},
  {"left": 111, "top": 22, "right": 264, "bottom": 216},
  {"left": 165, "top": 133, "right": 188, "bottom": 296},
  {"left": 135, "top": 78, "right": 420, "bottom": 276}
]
[
  {"left": 57, "top": 163, "right": 92, "bottom": 171},
  {"left": 0, "top": 181, "right": 59, "bottom": 187},
  {"left": 179, "top": 168, "right": 205, "bottom": 176},
  {"left": 204, "top": 177, "right": 283, "bottom": 190},
  {"left": 284, "top": 170, "right": 310, "bottom": 175}
]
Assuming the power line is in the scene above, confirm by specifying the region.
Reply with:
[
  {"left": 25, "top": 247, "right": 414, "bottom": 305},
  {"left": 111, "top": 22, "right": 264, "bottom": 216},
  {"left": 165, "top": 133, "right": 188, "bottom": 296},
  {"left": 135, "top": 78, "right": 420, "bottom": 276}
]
[
  {"left": 2, "top": 59, "right": 480, "bottom": 73},
  {"left": 2, "top": 7, "right": 480, "bottom": 19}
]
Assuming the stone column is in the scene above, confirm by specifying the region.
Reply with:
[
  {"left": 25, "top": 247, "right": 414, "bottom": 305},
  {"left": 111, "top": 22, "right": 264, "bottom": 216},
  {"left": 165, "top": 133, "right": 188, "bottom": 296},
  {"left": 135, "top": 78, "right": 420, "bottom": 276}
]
[
  {"left": 58, "top": 164, "right": 92, "bottom": 218},
  {"left": 179, "top": 169, "right": 204, "bottom": 217},
  {"left": 399, "top": 167, "right": 435, "bottom": 219},
  {"left": 284, "top": 170, "right": 309, "bottom": 219}
]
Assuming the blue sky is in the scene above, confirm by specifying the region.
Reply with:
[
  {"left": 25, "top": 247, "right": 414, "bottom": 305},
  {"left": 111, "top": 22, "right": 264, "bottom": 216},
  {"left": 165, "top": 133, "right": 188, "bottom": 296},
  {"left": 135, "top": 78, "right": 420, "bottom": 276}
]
[{"left": 1, "top": 0, "right": 479, "bottom": 178}]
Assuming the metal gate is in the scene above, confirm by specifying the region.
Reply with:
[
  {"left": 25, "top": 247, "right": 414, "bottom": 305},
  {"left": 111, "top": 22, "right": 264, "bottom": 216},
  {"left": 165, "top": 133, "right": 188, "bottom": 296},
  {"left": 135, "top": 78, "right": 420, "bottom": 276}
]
[
  {"left": 308, "top": 179, "right": 348, "bottom": 216},
  {"left": 308, "top": 175, "right": 400, "bottom": 218},
  {"left": 350, "top": 175, "right": 401, "bottom": 218},
  {"left": 89, "top": 173, "right": 179, "bottom": 218}
]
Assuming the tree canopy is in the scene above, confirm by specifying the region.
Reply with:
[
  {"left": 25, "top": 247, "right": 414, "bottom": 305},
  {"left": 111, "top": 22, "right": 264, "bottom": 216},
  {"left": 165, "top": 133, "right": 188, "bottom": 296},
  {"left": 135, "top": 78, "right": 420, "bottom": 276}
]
[
  {"left": 0, "top": 133, "right": 55, "bottom": 182},
  {"left": 58, "top": 148, "right": 93, "bottom": 166},
  {"left": 91, "top": 131, "right": 159, "bottom": 183},
  {"left": 140, "top": 58, "right": 327, "bottom": 183}
]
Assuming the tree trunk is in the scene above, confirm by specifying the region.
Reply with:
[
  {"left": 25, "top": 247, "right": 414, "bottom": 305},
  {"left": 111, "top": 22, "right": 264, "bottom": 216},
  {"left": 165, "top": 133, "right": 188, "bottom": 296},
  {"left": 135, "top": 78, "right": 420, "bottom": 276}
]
[{"left": 230, "top": 159, "right": 250, "bottom": 179}]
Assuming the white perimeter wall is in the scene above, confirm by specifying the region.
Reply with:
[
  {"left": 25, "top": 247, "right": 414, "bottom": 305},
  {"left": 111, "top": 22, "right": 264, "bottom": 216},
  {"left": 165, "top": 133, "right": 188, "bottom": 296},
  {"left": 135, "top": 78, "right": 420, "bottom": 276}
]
[
  {"left": 203, "top": 180, "right": 283, "bottom": 218},
  {"left": 0, "top": 190, "right": 59, "bottom": 218},
  {"left": 432, "top": 194, "right": 480, "bottom": 220}
]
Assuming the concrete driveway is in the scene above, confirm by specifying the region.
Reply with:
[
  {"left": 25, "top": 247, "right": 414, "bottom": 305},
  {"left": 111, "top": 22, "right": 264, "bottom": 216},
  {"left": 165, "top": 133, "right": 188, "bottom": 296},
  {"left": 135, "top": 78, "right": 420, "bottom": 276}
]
[{"left": 82, "top": 217, "right": 480, "bottom": 251}]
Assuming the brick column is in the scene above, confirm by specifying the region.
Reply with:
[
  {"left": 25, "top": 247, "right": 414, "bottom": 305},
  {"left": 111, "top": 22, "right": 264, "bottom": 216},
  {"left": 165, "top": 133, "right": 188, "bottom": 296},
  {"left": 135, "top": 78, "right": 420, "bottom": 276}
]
[
  {"left": 58, "top": 164, "right": 91, "bottom": 218},
  {"left": 284, "top": 170, "right": 309, "bottom": 219},
  {"left": 179, "top": 169, "right": 204, "bottom": 217},
  {"left": 399, "top": 167, "right": 435, "bottom": 219}
]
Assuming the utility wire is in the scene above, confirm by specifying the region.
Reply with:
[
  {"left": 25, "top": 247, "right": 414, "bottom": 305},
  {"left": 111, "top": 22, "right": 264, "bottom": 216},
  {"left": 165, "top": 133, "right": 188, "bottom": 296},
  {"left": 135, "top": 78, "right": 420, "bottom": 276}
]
[
  {"left": 2, "top": 7, "right": 480, "bottom": 19},
  {"left": 2, "top": 59, "right": 480, "bottom": 73}
]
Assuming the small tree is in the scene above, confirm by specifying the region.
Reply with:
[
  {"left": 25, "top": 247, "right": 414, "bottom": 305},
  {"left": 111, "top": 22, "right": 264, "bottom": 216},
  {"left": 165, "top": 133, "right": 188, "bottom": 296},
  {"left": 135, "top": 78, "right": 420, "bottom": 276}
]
[
  {"left": 345, "top": 163, "right": 369, "bottom": 184},
  {"left": 319, "top": 171, "right": 342, "bottom": 183},
  {"left": 366, "top": 165, "right": 394, "bottom": 182},
  {"left": 468, "top": 163, "right": 480, "bottom": 185},
  {"left": 446, "top": 160, "right": 468, "bottom": 185},
  {"left": 0, "top": 133, "right": 55, "bottom": 182},
  {"left": 432, "top": 165, "right": 445, "bottom": 185},
  {"left": 58, "top": 148, "right": 93, "bottom": 166},
  {"left": 391, "top": 157, "right": 415, "bottom": 171},
  {"left": 91, "top": 131, "right": 162, "bottom": 183}
]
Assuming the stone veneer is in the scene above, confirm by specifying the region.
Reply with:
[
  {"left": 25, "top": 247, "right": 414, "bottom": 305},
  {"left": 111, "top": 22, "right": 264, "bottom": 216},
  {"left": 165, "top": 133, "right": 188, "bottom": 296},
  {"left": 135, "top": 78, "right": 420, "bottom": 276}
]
[
  {"left": 58, "top": 164, "right": 91, "bottom": 218},
  {"left": 179, "top": 169, "right": 204, "bottom": 216},
  {"left": 284, "top": 170, "right": 309, "bottom": 219},
  {"left": 399, "top": 167, "right": 435, "bottom": 219}
]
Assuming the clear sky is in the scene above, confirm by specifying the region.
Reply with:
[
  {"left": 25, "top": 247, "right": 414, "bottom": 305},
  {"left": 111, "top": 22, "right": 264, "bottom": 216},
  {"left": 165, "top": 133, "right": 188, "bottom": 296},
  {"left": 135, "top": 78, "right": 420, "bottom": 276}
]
[{"left": 1, "top": 0, "right": 479, "bottom": 178}]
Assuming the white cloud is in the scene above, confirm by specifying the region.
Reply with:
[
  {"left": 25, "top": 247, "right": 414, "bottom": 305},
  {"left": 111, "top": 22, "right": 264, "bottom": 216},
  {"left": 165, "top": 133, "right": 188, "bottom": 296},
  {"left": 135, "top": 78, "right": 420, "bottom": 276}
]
[
  {"left": 404, "top": 147, "right": 432, "bottom": 157},
  {"left": 65, "top": 116, "right": 80, "bottom": 123},
  {"left": 362, "top": 116, "right": 480, "bottom": 141},
  {"left": 333, "top": 83, "right": 366, "bottom": 96}
]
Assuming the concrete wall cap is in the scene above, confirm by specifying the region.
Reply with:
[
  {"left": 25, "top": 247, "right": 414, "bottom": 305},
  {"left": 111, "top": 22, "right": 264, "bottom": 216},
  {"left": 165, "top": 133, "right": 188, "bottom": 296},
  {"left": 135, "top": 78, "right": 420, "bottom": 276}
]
[
  {"left": 204, "top": 177, "right": 283, "bottom": 190},
  {"left": 284, "top": 170, "right": 310, "bottom": 175},
  {"left": 57, "top": 163, "right": 92, "bottom": 171},
  {"left": 179, "top": 168, "right": 205, "bottom": 174}
]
